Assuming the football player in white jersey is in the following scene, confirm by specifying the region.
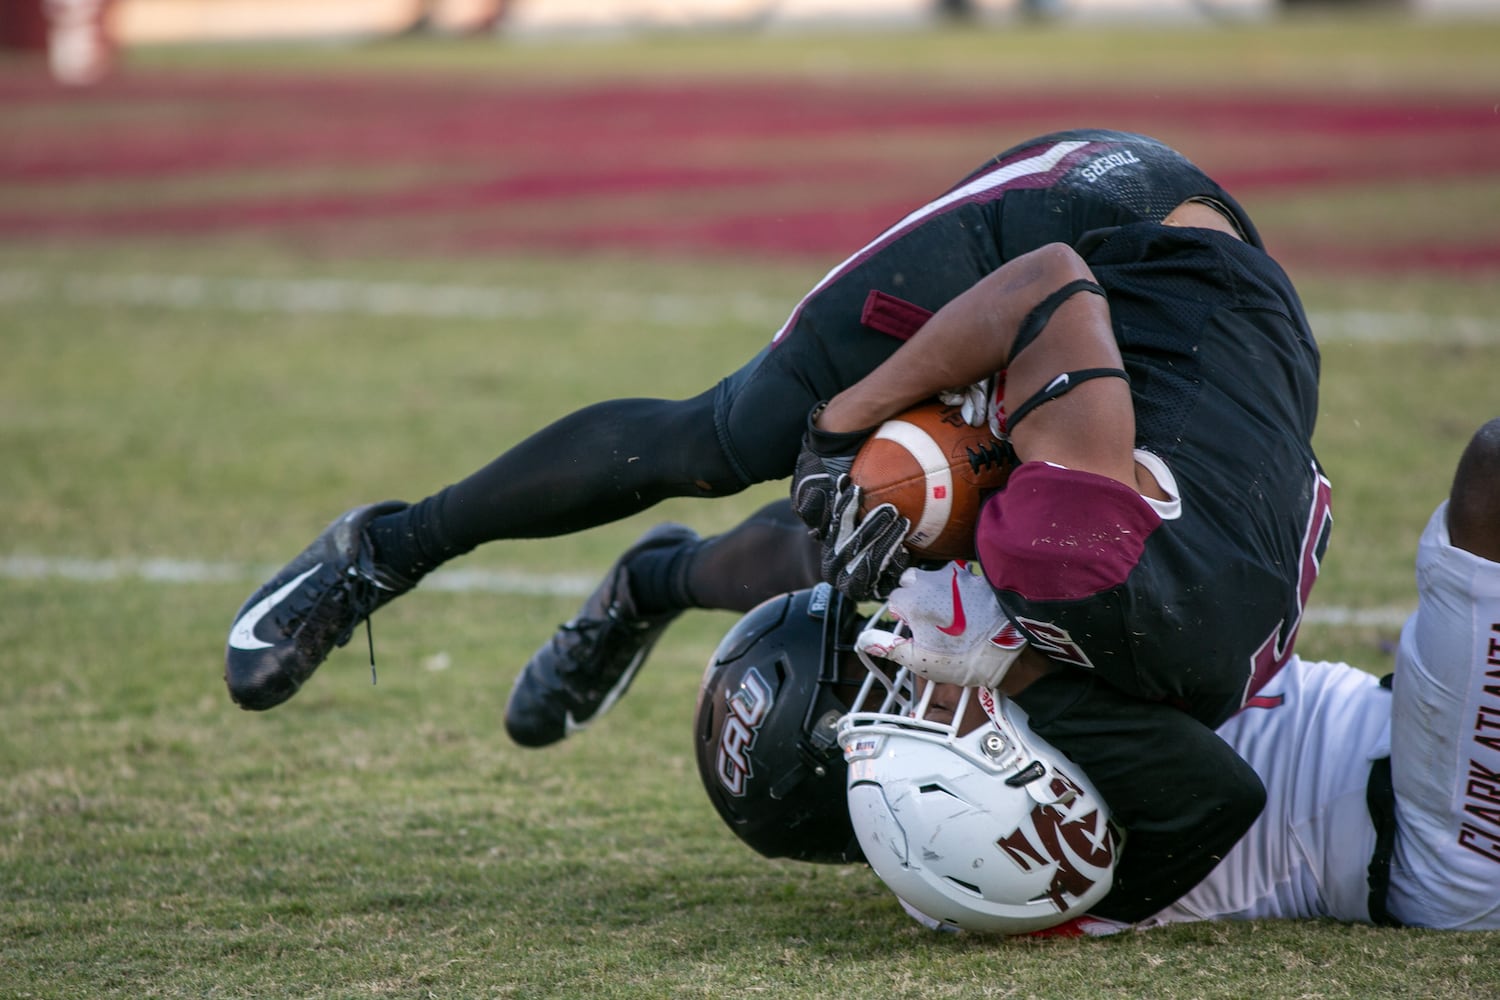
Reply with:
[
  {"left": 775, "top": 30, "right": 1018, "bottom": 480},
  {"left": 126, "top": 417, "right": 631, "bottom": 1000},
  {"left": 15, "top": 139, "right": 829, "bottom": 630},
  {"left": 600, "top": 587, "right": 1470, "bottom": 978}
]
[
  {"left": 876, "top": 416, "right": 1500, "bottom": 932},
  {"left": 1384, "top": 416, "right": 1500, "bottom": 931},
  {"left": 1144, "top": 417, "right": 1499, "bottom": 932},
  {"left": 696, "top": 417, "right": 1500, "bottom": 932}
]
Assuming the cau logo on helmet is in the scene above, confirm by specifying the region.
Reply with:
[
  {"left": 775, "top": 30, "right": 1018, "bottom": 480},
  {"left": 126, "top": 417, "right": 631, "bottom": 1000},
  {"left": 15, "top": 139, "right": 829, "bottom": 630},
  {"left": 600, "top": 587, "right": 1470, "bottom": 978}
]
[{"left": 715, "top": 667, "right": 774, "bottom": 797}]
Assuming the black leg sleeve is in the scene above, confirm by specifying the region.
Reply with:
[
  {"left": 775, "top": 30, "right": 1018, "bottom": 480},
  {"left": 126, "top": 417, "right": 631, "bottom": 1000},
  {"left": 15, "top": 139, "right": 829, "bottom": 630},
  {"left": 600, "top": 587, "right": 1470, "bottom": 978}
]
[
  {"left": 1014, "top": 670, "right": 1266, "bottom": 924},
  {"left": 370, "top": 388, "right": 750, "bottom": 576},
  {"left": 673, "top": 499, "right": 822, "bottom": 613}
]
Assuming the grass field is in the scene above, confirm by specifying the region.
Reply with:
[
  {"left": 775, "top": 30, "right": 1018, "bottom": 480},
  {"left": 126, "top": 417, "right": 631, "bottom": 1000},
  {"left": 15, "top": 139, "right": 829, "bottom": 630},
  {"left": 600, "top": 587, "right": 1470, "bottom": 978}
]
[{"left": 3, "top": 12, "right": 1500, "bottom": 999}]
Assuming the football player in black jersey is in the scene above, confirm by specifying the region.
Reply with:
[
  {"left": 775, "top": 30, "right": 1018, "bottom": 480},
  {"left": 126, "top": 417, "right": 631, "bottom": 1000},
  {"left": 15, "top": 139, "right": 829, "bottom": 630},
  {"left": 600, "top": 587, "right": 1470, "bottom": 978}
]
[
  {"left": 805, "top": 203, "right": 1327, "bottom": 921},
  {"left": 225, "top": 130, "right": 1324, "bottom": 918}
]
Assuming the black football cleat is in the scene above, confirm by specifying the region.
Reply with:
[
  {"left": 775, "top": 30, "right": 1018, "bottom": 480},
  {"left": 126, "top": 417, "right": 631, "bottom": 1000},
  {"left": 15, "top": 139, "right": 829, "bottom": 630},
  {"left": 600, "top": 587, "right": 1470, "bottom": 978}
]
[
  {"left": 225, "top": 501, "right": 415, "bottom": 711},
  {"left": 504, "top": 523, "right": 698, "bottom": 747}
]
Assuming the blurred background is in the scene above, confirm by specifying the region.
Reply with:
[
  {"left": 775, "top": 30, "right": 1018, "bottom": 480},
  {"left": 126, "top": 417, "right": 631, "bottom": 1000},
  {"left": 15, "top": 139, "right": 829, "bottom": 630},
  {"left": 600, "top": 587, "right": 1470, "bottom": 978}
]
[{"left": 3, "top": 0, "right": 1496, "bottom": 85}]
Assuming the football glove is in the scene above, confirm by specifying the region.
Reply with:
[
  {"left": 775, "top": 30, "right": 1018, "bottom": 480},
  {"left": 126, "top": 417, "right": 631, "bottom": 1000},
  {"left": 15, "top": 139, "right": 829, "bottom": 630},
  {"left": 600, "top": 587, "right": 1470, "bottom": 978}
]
[
  {"left": 821, "top": 478, "right": 910, "bottom": 602},
  {"left": 855, "top": 564, "right": 1027, "bottom": 688},
  {"left": 936, "top": 376, "right": 995, "bottom": 429},
  {"left": 790, "top": 403, "right": 874, "bottom": 540}
]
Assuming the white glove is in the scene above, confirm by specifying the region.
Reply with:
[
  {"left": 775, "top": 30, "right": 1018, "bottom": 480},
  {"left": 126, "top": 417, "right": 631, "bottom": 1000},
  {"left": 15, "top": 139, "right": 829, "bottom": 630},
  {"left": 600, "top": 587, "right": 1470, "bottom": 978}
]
[
  {"left": 937, "top": 377, "right": 994, "bottom": 429},
  {"left": 855, "top": 564, "right": 1027, "bottom": 688}
]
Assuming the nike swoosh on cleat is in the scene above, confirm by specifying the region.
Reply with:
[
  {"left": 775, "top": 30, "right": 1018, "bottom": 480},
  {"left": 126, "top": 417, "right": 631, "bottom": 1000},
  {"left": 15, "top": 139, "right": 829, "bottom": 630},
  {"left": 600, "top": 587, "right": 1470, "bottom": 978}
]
[
  {"left": 937, "top": 568, "right": 967, "bottom": 636},
  {"left": 228, "top": 563, "right": 323, "bottom": 651}
]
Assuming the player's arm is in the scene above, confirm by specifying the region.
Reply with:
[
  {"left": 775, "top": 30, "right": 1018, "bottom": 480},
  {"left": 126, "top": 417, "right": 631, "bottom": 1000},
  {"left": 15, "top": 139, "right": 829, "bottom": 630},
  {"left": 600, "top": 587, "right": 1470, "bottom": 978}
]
[
  {"left": 817, "top": 244, "right": 1084, "bottom": 431},
  {"left": 815, "top": 242, "right": 1140, "bottom": 491},
  {"left": 795, "top": 241, "right": 1145, "bottom": 602}
]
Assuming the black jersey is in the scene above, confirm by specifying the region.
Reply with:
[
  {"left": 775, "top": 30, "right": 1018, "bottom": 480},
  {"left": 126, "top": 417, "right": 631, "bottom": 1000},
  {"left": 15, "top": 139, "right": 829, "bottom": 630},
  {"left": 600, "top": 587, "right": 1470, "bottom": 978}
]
[
  {"left": 715, "top": 129, "right": 1260, "bottom": 485},
  {"left": 978, "top": 222, "right": 1328, "bottom": 729}
]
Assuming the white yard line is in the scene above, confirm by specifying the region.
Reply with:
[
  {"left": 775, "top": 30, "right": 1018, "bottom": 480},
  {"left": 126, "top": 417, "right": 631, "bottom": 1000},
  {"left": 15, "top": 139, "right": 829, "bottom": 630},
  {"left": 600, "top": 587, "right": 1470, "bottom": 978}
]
[
  {"left": 1, "top": 268, "right": 1497, "bottom": 342},
  {"left": 0, "top": 554, "right": 598, "bottom": 598},
  {"left": 0, "top": 553, "right": 1414, "bottom": 627},
  {"left": 0, "top": 270, "right": 788, "bottom": 328}
]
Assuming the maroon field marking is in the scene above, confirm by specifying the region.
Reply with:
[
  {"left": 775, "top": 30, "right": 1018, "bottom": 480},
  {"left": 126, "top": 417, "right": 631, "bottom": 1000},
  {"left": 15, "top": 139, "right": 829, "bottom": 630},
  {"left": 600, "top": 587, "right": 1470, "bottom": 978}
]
[{"left": 1, "top": 66, "right": 1496, "bottom": 275}]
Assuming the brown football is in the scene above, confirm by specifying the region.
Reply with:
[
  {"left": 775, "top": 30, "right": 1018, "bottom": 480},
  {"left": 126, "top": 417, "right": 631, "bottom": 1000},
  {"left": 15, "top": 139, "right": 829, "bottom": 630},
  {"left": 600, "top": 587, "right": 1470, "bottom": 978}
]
[{"left": 849, "top": 400, "right": 1011, "bottom": 562}]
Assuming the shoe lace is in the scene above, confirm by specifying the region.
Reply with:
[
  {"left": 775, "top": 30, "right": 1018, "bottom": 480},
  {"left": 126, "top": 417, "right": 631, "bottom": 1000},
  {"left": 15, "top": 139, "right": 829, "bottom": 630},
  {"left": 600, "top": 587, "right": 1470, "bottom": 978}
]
[
  {"left": 365, "top": 617, "right": 378, "bottom": 687},
  {"left": 555, "top": 605, "right": 644, "bottom": 681},
  {"left": 341, "top": 568, "right": 390, "bottom": 687},
  {"left": 286, "top": 563, "right": 389, "bottom": 683}
]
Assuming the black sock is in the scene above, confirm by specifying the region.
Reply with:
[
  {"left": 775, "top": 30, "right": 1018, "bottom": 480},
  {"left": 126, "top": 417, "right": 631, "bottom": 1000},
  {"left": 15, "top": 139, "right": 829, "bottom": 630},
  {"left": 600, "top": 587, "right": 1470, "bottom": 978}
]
[
  {"left": 624, "top": 501, "right": 824, "bottom": 618},
  {"left": 624, "top": 539, "right": 698, "bottom": 617},
  {"left": 365, "top": 493, "right": 473, "bottom": 583}
]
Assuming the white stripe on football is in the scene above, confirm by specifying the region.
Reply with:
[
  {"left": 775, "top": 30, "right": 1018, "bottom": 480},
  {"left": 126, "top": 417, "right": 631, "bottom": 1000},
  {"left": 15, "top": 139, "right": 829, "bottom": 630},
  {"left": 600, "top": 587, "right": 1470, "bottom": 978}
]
[
  {"left": 868, "top": 419, "right": 954, "bottom": 551},
  {"left": 850, "top": 401, "right": 1011, "bottom": 561}
]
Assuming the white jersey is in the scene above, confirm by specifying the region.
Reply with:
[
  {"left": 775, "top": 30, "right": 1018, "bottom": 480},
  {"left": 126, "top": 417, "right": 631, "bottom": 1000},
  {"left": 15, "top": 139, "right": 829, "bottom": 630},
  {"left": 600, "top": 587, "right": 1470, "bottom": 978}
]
[
  {"left": 1141, "top": 655, "right": 1392, "bottom": 926},
  {"left": 1387, "top": 502, "right": 1500, "bottom": 930}
]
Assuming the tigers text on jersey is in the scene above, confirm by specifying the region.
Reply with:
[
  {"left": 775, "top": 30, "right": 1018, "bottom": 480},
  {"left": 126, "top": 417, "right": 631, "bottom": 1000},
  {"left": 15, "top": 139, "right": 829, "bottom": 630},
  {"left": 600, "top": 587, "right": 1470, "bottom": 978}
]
[
  {"left": 1142, "top": 655, "right": 1391, "bottom": 926},
  {"left": 1388, "top": 502, "right": 1500, "bottom": 930}
]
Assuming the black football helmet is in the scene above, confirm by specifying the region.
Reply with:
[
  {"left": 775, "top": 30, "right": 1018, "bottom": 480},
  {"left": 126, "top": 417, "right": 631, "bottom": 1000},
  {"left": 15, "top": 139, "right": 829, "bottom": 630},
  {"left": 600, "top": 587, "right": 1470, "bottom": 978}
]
[{"left": 694, "top": 583, "right": 866, "bottom": 864}]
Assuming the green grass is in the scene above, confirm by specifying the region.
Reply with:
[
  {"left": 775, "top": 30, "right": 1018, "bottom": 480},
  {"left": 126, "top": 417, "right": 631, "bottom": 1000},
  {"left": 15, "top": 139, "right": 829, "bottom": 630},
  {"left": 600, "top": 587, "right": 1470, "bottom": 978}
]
[{"left": 4, "top": 14, "right": 1500, "bottom": 999}]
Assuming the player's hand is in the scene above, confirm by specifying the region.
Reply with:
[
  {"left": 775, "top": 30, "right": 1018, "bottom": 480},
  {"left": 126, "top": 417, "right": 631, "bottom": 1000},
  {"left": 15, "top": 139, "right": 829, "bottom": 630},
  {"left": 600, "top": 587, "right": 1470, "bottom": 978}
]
[
  {"left": 937, "top": 377, "right": 995, "bottom": 429},
  {"left": 790, "top": 403, "right": 873, "bottom": 539},
  {"left": 821, "top": 479, "right": 910, "bottom": 601},
  {"left": 854, "top": 564, "right": 1026, "bottom": 688}
]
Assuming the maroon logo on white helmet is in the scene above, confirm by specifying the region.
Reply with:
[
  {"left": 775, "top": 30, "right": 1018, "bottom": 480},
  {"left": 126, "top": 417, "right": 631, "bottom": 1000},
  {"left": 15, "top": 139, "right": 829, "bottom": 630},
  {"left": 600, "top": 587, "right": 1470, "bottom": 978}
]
[
  {"left": 715, "top": 667, "right": 774, "bottom": 796},
  {"left": 994, "top": 772, "right": 1119, "bottom": 911}
]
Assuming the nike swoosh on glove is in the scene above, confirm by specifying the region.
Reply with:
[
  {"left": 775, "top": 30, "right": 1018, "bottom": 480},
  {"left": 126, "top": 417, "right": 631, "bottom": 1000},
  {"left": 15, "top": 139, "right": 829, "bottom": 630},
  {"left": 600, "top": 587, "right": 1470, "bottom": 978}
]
[
  {"left": 821, "top": 478, "right": 910, "bottom": 602},
  {"left": 855, "top": 564, "right": 1026, "bottom": 688}
]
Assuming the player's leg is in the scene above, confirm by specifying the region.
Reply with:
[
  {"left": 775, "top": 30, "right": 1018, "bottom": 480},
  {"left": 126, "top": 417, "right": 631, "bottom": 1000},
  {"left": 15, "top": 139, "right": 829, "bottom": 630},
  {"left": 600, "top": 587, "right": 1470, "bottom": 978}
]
[
  {"left": 224, "top": 186, "right": 972, "bottom": 713},
  {"left": 640, "top": 499, "right": 822, "bottom": 616},
  {"left": 503, "top": 500, "right": 821, "bottom": 747},
  {"left": 503, "top": 264, "right": 924, "bottom": 743},
  {"left": 225, "top": 381, "right": 769, "bottom": 713}
]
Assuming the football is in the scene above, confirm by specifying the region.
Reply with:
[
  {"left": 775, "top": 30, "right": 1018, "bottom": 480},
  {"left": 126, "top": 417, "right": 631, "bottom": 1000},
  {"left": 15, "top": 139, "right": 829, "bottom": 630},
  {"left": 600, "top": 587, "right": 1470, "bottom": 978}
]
[{"left": 849, "top": 400, "right": 1012, "bottom": 562}]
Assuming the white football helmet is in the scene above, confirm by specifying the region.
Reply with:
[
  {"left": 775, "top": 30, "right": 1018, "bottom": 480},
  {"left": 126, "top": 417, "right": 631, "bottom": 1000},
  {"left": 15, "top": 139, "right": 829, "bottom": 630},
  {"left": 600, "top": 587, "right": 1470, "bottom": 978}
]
[{"left": 838, "top": 647, "right": 1121, "bottom": 934}]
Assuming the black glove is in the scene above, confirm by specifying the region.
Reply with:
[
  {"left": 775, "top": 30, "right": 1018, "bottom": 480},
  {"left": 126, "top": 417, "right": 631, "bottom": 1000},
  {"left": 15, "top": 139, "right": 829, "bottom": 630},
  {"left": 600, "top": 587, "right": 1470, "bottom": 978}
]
[
  {"left": 821, "top": 478, "right": 911, "bottom": 602},
  {"left": 790, "top": 403, "right": 874, "bottom": 539}
]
